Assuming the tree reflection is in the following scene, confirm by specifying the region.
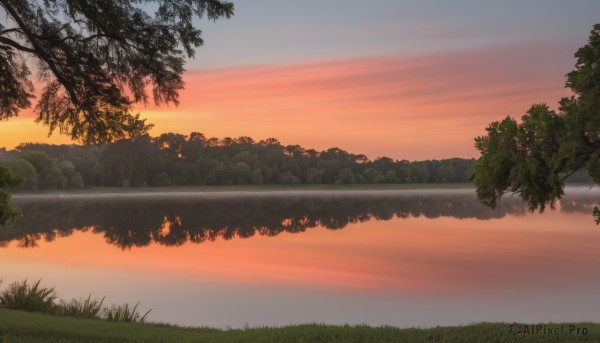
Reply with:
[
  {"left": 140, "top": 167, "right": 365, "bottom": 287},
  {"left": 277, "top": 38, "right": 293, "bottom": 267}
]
[{"left": 0, "top": 191, "right": 596, "bottom": 249}]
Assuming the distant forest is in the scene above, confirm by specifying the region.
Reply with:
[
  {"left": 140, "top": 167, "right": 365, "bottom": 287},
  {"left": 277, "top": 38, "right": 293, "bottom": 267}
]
[{"left": 0, "top": 133, "right": 591, "bottom": 190}]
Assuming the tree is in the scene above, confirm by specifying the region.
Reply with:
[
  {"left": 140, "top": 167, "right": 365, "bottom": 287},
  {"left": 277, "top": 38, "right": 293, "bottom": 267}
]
[
  {"left": 20, "top": 150, "right": 67, "bottom": 189},
  {"left": 337, "top": 168, "right": 357, "bottom": 184},
  {"left": 2, "top": 158, "right": 37, "bottom": 189},
  {"left": 232, "top": 161, "right": 251, "bottom": 184},
  {"left": 306, "top": 167, "right": 323, "bottom": 184},
  {"left": 384, "top": 170, "right": 398, "bottom": 183},
  {"left": 0, "top": 0, "right": 233, "bottom": 144},
  {"left": 474, "top": 24, "right": 600, "bottom": 221},
  {"left": 58, "top": 160, "right": 84, "bottom": 188},
  {"left": 362, "top": 168, "right": 384, "bottom": 183},
  {"left": 172, "top": 161, "right": 196, "bottom": 185},
  {"left": 100, "top": 136, "right": 160, "bottom": 187},
  {"left": 0, "top": 164, "right": 23, "bottom": 225},
  {"left": 182, "top": 132, "right": 207, "bottom": 162},
  {"left": 249, "top": 168, "right": 263, "bottom": 185}
]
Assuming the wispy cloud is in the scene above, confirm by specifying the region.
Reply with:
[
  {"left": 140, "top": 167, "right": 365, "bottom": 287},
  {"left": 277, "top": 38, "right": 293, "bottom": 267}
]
[
  {"left": 0, "top": 40, "right": 575, "bottom": 159},
  {"left": 144, "top": 39, "right": 573, "bottom": 159}
]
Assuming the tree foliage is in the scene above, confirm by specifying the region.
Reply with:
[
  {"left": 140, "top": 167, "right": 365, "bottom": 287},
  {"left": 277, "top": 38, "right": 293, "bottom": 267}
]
[
  {"left": 0, "top": 164, "right": 23, "bottom": 225},
  {"left": 2, "top": 158, "right": 36, "bottom": 190},
  {"left": 0, "top": 0, "right": 233, "bottom": 144},
  {"left": 2, "top": 134, "right": 479, "bottom": 190},
  {"left": 474, "top": 24, "right": 600, "bottom": 221}
]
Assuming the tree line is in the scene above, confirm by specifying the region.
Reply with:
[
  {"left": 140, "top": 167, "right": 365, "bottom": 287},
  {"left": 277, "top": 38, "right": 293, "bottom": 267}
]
[{"left": 0, "top": 133, "right": 482, "bottom": 190}]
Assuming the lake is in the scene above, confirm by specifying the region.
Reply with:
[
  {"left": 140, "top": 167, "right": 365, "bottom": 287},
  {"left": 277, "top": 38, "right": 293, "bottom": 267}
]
[{"left": 1, "top": 187, "right": 599, "bottom": 328}]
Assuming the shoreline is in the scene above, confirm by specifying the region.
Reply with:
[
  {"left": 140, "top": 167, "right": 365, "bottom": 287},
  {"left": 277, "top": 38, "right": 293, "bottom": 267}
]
[
  {"left": 10, "top": 183, "right": 476, "bottom": 199},
  {"left": 9, "top": 183, "right": 599, "bottom": 200}
]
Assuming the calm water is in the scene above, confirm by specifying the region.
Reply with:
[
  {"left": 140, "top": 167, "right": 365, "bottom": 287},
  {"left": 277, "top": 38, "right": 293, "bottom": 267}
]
[{"left": 1, "top": 188, "right": 600, "bottom": 328}]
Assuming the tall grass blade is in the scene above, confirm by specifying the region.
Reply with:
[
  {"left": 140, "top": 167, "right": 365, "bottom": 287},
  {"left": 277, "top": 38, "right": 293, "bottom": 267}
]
[
  {"left": 0, "top": 279, "right": 57, "bottom": 313},
  {"left": 58, "top": 295, "right": 105, "bottom": 318},
  {"left": 103, "top": 302, "right": 152, "bottom": 323}
]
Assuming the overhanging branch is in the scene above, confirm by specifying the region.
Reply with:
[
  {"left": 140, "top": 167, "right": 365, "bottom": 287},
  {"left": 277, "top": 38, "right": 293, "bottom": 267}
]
[
  {"left": 0, "top": 28, "right": 23, "bottom": 35},
  {"left": 0, "top": 0, "right": 81, "bottom": 109},
  {"left": 0, "top": 36, "right": 36, "bottom": 53}
]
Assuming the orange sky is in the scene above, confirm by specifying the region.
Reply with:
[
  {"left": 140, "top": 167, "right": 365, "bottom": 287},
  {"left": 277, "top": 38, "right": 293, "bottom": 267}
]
[{"left": 0, "top": 41, "right": 573, "bottom": 160}]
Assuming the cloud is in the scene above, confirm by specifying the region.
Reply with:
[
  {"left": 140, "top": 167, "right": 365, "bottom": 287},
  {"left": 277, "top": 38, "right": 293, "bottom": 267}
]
[
  {"left": 1, "top": 39, "right": 575, "bottom": 159},
  {"left": 144, "top": 39, "right": 573, "bottom": 159}
]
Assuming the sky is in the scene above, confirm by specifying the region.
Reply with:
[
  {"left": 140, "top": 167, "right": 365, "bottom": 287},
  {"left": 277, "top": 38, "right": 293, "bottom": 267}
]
[{"left": 1, "top": 1, "right": 600, "bottom": 160}]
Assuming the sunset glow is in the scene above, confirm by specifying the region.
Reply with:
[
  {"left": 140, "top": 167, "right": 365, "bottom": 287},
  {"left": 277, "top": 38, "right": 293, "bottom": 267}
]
[
  {"left": 0, "top": 42, "right": 574, "bottom": 160},
  {"left": 3, "top": 210, "right": 599, "bottom": 295},
  {"left": 3, "top": 2, "right": 600, "bottom": 333},
  {"left": 2, "top": 0, "right": 598, "bottom": 160}
]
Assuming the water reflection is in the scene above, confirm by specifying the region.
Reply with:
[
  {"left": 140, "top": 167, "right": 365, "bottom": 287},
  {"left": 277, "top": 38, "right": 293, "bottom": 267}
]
[{"left": 2, "top": 189, "right": 598, "bottom": 249}]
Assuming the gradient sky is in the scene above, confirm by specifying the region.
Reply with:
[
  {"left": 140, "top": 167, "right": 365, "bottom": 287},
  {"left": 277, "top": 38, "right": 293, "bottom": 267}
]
[{"left": 2, "top": 1, "right": 600, "bottom": 159}]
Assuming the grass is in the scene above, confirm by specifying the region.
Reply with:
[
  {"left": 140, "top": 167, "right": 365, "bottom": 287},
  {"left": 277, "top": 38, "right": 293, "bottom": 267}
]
[
  {"left": 0, "top": 280, "right": 598, "bottom": 342},
  {"left": 104, "top": 303, "right": 151, "bottom": 323},
  {"left": 0, "top": 280, "right": 150, "bottom": 324},
  {"left": 0, "top": 279, "right": 57, "bottom": 313},
  {"left": 0, "top": 309, "right": 598, "bottom": 342},
  {"left": 58, "top": 295, "right": 104, "bottom": 319}
]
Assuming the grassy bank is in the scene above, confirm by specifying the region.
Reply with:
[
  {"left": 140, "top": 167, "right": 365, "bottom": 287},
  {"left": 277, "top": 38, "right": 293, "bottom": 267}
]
[
  {"left": 12, "top": 183, "right": 476, "bottom": 195},
  {"left": 0, "top": 309, "right": 597, "bottom": 343}
]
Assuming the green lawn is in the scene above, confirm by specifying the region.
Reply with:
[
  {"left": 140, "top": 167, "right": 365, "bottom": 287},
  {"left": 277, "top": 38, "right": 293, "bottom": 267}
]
[{"left": 0, "top": 309, "right": 598, "bottom": 342}]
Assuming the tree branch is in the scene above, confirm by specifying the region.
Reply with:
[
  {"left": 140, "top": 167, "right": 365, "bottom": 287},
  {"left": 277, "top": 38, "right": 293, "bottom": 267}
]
[
  {"left": 32, "top": 23, "right": 70, "bottom": 40},
  {"left": 0, "top": 28, "right": 23, "bottom": 35},
  {"left": 560, "top": 168, "right": 583, "bottom": 182},
  {"left": 0, "top": 0, "right": 81, "bottom": 109},
  {"left": 0, "top": 36, "right": 36, "bottom": 53}
]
